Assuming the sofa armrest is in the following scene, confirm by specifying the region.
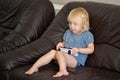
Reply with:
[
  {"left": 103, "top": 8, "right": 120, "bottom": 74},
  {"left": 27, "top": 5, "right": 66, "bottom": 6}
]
[
  {"left": 0, "top": 0, "right": 55, "bottom": 53},
  {"left": 0, "top": 38, "right": 55, "bottom": 71}
]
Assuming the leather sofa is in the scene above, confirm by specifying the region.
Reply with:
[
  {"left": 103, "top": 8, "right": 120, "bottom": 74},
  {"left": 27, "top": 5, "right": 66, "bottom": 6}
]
[
  {"left": 0, "top": 0, "right": 54, "bottom": 53},
  {"left": 0, "top": 1, "right": 120, "bottom": 80}
]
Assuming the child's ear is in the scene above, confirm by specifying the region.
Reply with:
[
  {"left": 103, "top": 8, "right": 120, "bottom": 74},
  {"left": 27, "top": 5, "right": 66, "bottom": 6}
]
[
  {"left": 82, "top": 26, "right": 85, "bottom": 29},
  {"left": 82, "top": 26, "right": 84, "bottom": 29},
  {"left": 82, "top": 26, "right": 86, "bottom": 32}
]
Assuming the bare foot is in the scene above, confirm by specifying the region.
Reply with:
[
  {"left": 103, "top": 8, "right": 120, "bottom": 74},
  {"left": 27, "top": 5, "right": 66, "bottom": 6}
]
[
  {"left": 25, "top": 67, "right": 38, "bottom": 75},
  {"left": 53, "top": 70, "right": 69, "bottom": 77}
]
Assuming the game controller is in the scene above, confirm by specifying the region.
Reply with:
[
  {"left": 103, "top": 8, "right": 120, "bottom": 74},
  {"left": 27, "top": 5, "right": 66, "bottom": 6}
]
[
  {"left": 59, "top": 47, "right": 78, "bottom": 56},
  {"left": 59, "top": 47, "right": 72, "bottom": 54}
]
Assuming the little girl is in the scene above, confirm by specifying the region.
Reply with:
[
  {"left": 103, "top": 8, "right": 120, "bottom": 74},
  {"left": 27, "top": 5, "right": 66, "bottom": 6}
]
[{"left": 25, "top": 7, "right": 94, "bottom": 78}]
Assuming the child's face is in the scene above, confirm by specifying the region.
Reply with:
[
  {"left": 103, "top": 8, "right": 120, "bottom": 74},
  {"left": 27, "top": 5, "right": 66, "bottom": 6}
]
[{"left": 68, "top": 17, "right": 84, "bottom": 34}]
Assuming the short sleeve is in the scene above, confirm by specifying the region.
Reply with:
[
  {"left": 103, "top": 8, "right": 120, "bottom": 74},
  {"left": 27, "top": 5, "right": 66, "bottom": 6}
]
[
  {"left": 85, "top": 31, "right": 94, "bottom": 45},
  {"left": 63, "top": 29, "right": 69, "bottom": 41}
]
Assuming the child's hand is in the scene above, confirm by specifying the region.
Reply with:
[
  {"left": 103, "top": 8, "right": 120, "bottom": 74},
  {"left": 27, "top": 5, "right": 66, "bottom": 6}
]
[
  {"left": 71, "top": 47, "right": 79, "bottom": 55},
  {"left": 56, "top": 42, "right": 65, "bottom": 50}
]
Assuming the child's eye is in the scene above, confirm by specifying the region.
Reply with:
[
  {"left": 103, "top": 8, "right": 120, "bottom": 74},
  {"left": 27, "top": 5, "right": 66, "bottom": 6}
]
[
  {"left": 68, "top": 21, "right": 72, "bottom": 25},
  {"left": 68, "top": 21, "right": 80, "bottom": 26},
  {"left": 73, "top": 22, "right": 77, "bottom": 26}
]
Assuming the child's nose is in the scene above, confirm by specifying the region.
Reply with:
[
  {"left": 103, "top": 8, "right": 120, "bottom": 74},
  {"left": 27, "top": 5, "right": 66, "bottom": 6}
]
[{"left": 70, "top": 23, "right": 74, "bottom": 28}]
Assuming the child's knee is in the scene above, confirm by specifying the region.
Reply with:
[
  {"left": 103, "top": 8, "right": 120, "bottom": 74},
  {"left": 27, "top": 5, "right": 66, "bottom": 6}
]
[
  {"left": 49, "top": 49, "right": 57, "bottom": 58},
  {"left": 50, "top": 49, "right": 56, "bottom": 53},
  {"left": 56, "top": 51, "right": 63, "bottom": 56}
]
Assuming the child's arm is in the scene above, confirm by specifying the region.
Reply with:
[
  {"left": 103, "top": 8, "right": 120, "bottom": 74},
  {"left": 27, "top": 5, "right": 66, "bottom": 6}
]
[
  {"left": 56, "top": 41, "right": 65, "bottom": 50},
  {"left": 72, "top": 43, "right": 94, "bottom": 55}
]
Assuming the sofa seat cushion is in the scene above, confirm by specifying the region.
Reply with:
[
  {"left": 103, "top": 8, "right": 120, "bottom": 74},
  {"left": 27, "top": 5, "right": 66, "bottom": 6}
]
[{"left": 9, "top": 63, "right": 120, "bottom": 80}]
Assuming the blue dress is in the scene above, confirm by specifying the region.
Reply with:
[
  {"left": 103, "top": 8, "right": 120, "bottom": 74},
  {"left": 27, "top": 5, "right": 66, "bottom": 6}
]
[{"left": 63, "top": 29, "right": 94, "bottom": 67}]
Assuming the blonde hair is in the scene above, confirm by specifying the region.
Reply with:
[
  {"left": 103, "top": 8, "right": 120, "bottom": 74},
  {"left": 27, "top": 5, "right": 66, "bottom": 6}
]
[{"left": 67, "top": 7, "right": 90, "bottom": 31}]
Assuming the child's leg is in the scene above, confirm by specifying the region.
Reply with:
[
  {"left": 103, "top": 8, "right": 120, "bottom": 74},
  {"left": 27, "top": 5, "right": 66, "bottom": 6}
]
[
  {"left": 25, "top": 50, "right": 56, "bottom": 75},
  {"left": 53, "top": 51, "right": 77, "bottom": 77}
]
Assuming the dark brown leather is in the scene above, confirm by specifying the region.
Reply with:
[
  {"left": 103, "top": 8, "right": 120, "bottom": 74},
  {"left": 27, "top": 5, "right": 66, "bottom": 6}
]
[
  {"left": 9, "top": 63, "right": 120, "bottom": 80},
  {"left": 0, "top": 0, "right": 55, "bottom": 53},
  {"left": 0, "top": 1, "right": 120, "bottom": 80}
]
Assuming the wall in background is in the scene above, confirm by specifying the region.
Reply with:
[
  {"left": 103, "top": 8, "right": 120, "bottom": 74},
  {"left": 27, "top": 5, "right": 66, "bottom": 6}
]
[
  {"left": 51, "top": 0, "right": 120, "bottom": 5},
  {"left": 51, "top": 0, "right": 120, "bottom": 14}
]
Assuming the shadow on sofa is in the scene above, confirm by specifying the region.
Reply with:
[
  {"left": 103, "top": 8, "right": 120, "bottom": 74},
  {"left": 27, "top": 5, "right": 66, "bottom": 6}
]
[
  {"left": 0, "top": 1, "right": 120, "bottom": 80},
  {"left": 0, "top": 0, "right": 55, "bottom": 53}
]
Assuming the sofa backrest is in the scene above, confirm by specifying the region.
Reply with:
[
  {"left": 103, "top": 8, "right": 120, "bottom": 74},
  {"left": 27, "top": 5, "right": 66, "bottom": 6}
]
[{"left": 42, "top": 2, "right": 120, "bottom": 72}]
